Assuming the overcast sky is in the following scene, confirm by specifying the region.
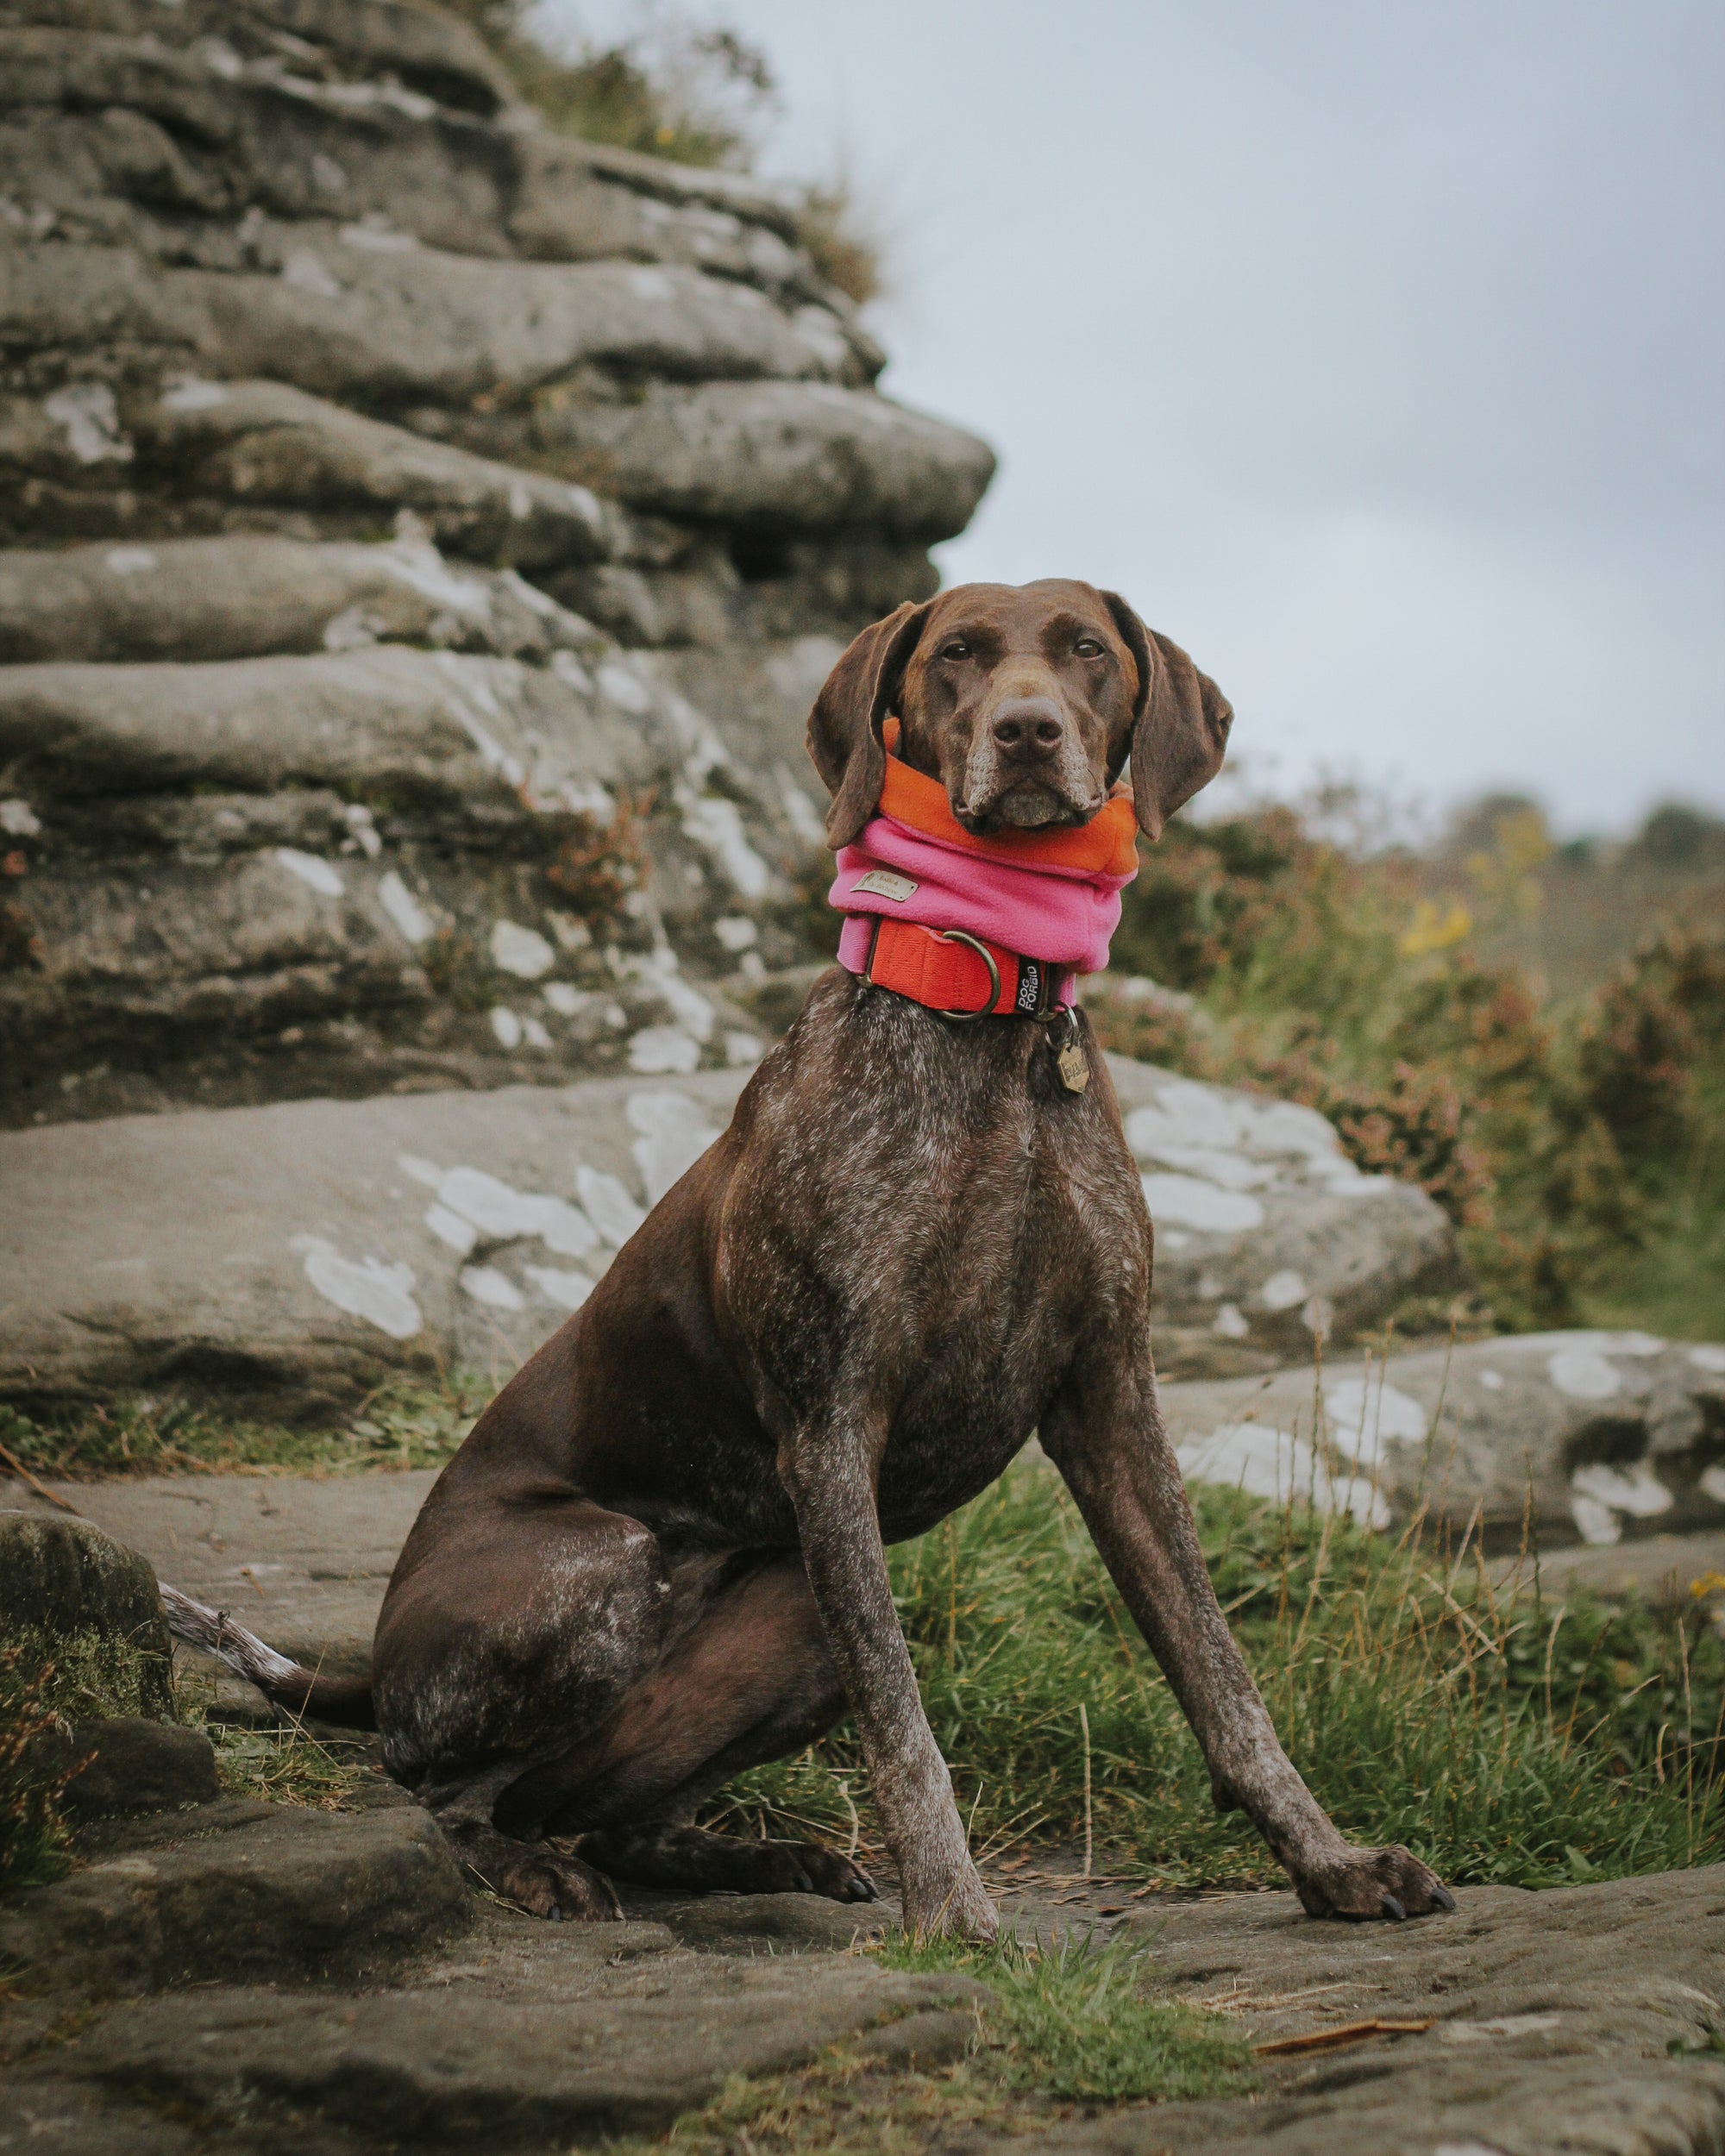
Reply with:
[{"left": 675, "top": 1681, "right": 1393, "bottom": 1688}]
[{"left": 543, "top": 1, "right": 1724, "bottom": 836}]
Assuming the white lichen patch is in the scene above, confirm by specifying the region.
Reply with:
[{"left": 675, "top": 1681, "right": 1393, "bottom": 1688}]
[
  {"left": 273, "top": 848, "right": 345, "bottom": 897},
  {"left": 159, "top": 375, "right": 229, "bottom": 413},
  {"left": 0, "top": 799, "right": 41, "bottom": 837},
  {"left": 628, "top": 1025, "right": 700, "bottom": 1075},
  {"left": 490, "top": 920, "right": 556, "bottom": 980},
  {"left": 490, "top": 1006, "right": 523, "bottom": 1048},
  {"left": 1549, "top": 1345, "right": 1622, "bottom": 1400},
  {"left": 1258, "top": 1269, "right": 1309, "bottom": 1312},
  {"left": 621, "top": 945, "right": 715, "bottom": 1042},
  {"left": 1176, "top": 1422, "right": 1388, "bottom": 1528},
  {"left": 1139, "top": 1173, "right": 1264, "bottom": 1234},
  {"left": 1693, "top": 1346, "right": 1725, "bottom": 1374},
  {"left": 431, "top": 1166, "right": 598, "bottom": 1259},
  {"left": 377, "top": 871, "right": 433, "bottom": 944},
  {"left": 423, "top": 1202, "right": 477, "bottom": 1255},
  {"left": 45, "top": 383, "right": 133, "bottom": 465},
  {"left": 627, "top": 1089, "right": 722, "bottom": 1206},
  {"left": 678, "top": 788, "right": 774, "bottom": 899},
  {"left": 291, "top": 1234, "right": 420, "bottom": 1339},
  {"left": 524, "top": 1265, "right": 594, "bottom": 1311},
  {"left": 1323, "top": 1376, "right": 1428, "bottom": 1470},
  {"left": 1571, "top": 1462, "right": 1672, "bottom": 1520},
  {"left": 1571, "top": 1495, "right": 1621, "bottom": 1545},
  {"left": 575, "top": 1166, "right": 646, "bottom": 1247},
  {"left": 459, "top": 1264, "right": 524, "bottom": 1311},
  {"left": 597, "top": 661, "right": 653, "bottom": 714}
]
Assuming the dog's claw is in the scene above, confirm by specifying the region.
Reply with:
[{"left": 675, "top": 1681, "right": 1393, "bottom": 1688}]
[
  {"left": 548, "top": 1903, "right": 563, "bottom": 1921},
  {"left": 1432, "top": 1883, "right": 1456, "bottom": 1912},
  {"left": 1381, "top": 1894, "right": 1407, "bottom": 1921}
]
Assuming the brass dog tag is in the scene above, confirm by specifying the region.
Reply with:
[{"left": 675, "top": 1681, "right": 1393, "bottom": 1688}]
[{"left": 1054, "top": 1035, "right": 1089, "bottom": 1094}]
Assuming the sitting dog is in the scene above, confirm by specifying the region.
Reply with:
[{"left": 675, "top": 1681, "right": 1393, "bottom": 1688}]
[{"left": 169, "top": 580, "right": 1452, "bottom": 1937}]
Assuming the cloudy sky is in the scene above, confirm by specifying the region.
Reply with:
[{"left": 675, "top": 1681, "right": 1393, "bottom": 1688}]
[{"left": 543, "top": 1, "right": 1723, "bottom": 835}]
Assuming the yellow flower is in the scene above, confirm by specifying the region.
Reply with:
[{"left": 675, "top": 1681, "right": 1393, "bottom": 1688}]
[{"left": 1399, "top": 899, "right": 1472, "bottom": 957}]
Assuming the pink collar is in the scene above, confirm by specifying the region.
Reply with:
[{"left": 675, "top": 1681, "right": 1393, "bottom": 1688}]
[{"left": 829, "top": 805, "right": 1138, "bottom": 1007}]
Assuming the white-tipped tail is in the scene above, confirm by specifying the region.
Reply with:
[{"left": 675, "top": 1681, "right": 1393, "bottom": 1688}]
[{"left": 160, "top": 1581, "right": 301, "bottom": 1684}]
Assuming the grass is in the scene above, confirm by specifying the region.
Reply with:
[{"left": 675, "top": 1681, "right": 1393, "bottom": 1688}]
[
  {"left": 878, "top": 1929, "right": 1255, "bottom": 2103},
  {"left": 625, "top": 1930, "right": 1253, "bottom": 2154},
  {"left": 0, "top": 1373, "right": 491, "bottom": 1482},
  {"left": 710, "top": 1454, "right": 1725, "bottom": 1896},
  {"left": 0, "top": 1626, "right": 177, "bottom": 1892}
]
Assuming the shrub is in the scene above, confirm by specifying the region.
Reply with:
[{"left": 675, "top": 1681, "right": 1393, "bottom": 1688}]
[{"left": 1094, "top": 805, "right": 1725, "bottom": 1336}]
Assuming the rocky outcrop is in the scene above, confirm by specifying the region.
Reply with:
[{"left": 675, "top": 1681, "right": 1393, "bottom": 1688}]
[
  {"left": 1162, "top": 1331, "right": 1725, "bottom": 1549},
  {"left": 1110, "top": 1058, "right": 1458, "bottom": 1374},
  {"left": 0, "top": 0, "right": 993, "bottom": 1125},
  {"left": 0, "top": 1056, "right": 1462, "bottom": 1418}
]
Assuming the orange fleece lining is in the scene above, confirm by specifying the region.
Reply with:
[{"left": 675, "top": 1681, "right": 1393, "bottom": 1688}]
[{"left": 878, "top": 717, "right": 1138, "bottom": 878}]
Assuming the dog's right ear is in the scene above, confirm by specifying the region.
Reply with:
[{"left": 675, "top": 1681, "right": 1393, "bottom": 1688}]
[{"left": 806, "top": 601, "right": 933, "bottom": 849}]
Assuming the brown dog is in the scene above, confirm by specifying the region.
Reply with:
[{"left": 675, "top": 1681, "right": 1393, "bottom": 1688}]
[{"left": 171, "top": 580, "right": 1452, "bottom": 1937}]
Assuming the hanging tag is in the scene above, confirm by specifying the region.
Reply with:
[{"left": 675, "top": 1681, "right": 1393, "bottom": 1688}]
[
  {"left": 852, "top": 868, "right": 919, "bottom": 901},
  {"left": 1052, "top": 1018, "right": 1089, "bottom": 1094}
]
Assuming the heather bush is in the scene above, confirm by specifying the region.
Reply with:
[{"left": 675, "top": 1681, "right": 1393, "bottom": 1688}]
[{"left": 1093, "top": 810, "right": 1725, "bottom": 1338}]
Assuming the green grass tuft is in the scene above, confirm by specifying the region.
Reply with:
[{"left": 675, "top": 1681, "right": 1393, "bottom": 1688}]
[
  {"left": 0, "top": 1374, "right": 491, "bottom": 1482},
  {"left": 878, "top": 1927, "right": 1256, "bottom": 2103}
]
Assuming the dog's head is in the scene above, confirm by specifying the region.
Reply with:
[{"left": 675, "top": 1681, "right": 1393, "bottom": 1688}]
[{"left": 806, "top": 579, "right": 1233, "bottom": 849}]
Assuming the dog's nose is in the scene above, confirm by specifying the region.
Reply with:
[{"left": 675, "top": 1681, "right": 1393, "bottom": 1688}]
[{"left": 989, "top": 697, "right": 1065, "bottom": 759}]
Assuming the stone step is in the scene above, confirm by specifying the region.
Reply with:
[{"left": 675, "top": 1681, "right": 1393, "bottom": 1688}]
[
  {"left": 3, "top": 235, "right": 863, "bottom": 415},
  {"left": 516, "top": 378, "right": 997, "bottom": 540},
  {"left": 0, "top": 534, "right": 601, "bottom": 667},
  {"left": 0, "top": 644, "right": 647, "bottom": 805},
  {"left": 3, "top": 375, "right": 614, "bottom": 567},
  {"left": 27, "top": 1954, "right": 980, "bottom": 2146},
  {"left": 0, "top": 1800, "right": 470, "bottom": 1996}
]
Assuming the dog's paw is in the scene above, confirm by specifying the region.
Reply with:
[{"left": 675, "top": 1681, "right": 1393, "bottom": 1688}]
[
  {"left": 794, "top": 1843, "right": 879, "bottom": 1903},
  {"left": 901, "top": 1855, "right": 1000, "bottom": 1942},
  {"left": 1292, "top": 1844, "right": 1455, "bottom": 1922},
  {"left": 484, "top": 1843, "right": 625, "bottom": 1922}
]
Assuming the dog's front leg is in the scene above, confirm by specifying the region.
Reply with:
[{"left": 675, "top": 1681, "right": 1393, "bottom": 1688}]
[
  {"left": 1042, "top": 1358, "right": 1454, "bottom": 1922},
  {"left": 778, "top": 1426, "right": 998, "bottom": 1940}
]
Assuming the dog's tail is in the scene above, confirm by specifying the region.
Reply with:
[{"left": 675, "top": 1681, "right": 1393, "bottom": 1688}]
[{"left": 160, "top": 1583, "right": 377, "bottom": 1730}]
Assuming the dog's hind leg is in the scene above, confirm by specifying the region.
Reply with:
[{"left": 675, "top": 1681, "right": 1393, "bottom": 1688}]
[
  {"left": 372, "top": 1490, "right": 675, "bottom": 1920},
  {"left": 512, "top": 1553, "right": 877, "bottom": 1903}
]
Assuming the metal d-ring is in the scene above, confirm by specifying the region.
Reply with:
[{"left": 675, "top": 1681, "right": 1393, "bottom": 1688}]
[{"left": 937, "top": 929, "right": 1000, "bottom": 1021}]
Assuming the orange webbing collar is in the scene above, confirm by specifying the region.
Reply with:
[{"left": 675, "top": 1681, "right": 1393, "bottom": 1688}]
[
  {"left": 861, "top": 916, "right": 1065, "bottom": 1021},
  {"left": 877, "top": 718, "right": 1139, "bottom": 880}
]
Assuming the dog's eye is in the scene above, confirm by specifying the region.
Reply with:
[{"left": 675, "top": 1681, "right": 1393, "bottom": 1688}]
[
  {"left": 940, "top": 640, "right": 970, "bottom": 661},
  {"left": 1075, "top": 637, "right": 1104, "bottom": 658}
]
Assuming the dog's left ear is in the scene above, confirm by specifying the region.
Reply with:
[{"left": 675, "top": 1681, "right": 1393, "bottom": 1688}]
[
  {"left": 1101, "top": 592, "right": 1233, "bottom": 842},
  {"left": 806, "top": 599, "right": 934, "bottom": 849}
]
